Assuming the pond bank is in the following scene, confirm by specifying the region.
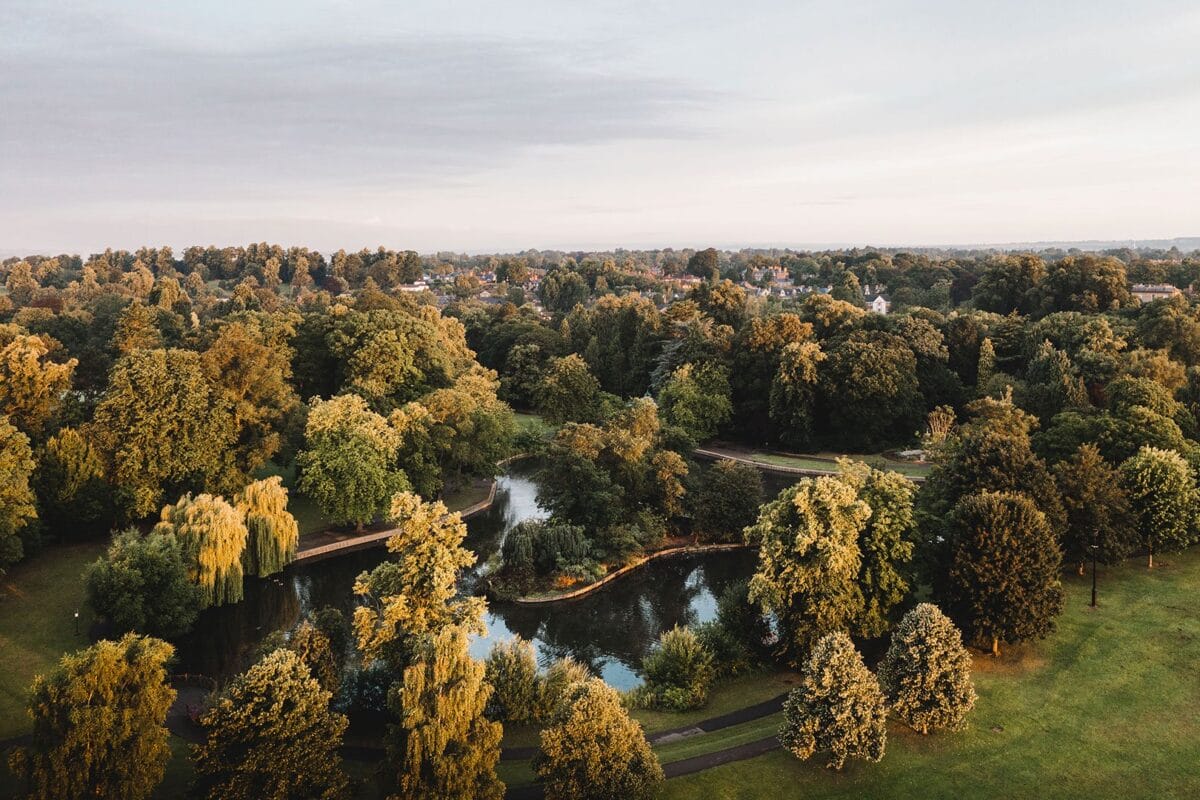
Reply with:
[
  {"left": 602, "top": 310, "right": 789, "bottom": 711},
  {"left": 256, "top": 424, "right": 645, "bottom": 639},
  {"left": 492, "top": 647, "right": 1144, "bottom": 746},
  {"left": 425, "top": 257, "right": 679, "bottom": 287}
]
[{"left": 511, "top": 542, "right": 754, "bottom": 605}]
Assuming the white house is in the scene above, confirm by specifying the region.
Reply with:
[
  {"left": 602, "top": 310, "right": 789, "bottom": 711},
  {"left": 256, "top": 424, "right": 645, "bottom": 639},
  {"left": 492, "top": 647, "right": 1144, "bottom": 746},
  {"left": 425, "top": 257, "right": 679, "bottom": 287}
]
[{"left": 869, "top": 295, "right": 890, "bottom": 314}]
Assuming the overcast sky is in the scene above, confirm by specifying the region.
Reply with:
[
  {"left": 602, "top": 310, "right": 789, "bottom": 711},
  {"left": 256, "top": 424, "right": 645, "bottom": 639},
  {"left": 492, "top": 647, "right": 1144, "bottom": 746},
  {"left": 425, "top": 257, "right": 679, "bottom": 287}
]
[{"left": 3, "top": 0, "right": 1199, "bottom": 254}]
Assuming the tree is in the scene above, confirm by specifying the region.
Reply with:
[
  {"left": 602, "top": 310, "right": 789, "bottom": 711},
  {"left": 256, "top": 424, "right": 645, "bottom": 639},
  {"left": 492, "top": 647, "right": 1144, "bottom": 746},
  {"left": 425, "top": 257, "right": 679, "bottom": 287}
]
[
  {"left": 769, "top": 340, "right": 825, "bottom": 447},
  {"left": 686, "top": 247, "right": 720, "bottom": 280},
  {"left": 193, "top": 649, "right": 349, "bottom": 800},
  {"left": 536, "top": 354, "right": 601, "bottom": 424},
  {"left": 85, "top": 528, "right": 203, "bottom": 638},
  {"left": 692, "top": 460, "right": 763, "bottom": 542},
  {"left": 288, "top": 620, "right": 341, "bottom": 695},
  {"left": 878, "top": 604, "right": 976, "bottom": 734},
  {"left": 971, "top": 254, "right": 1045, "bottom": 315},
  {"left": 353, "top": 492, "right": 485, "bottom": 669},
  {"left": 940, "top": 491, "right": 1064, "bottom": 656},
  {"left": 534, "top": 677, "right": 663, "bottom": 800},
  {"left": 636, "top": 625, "right": 715, "bottom": 710},
  {"left": 485, "top": 636, "right": 541, "bottom": 724},
  {"left": 657, "top": 362, "right": 732, "bottom": 441},
  {"left": 1119, "top": 446, "right": 1199, "bottom": 568},
  {"left": 234, "top": 476, "right": 299, "bottom": 577},
  {"left": 819, "top": 331, "right": 923, "bottom": 451},
  {"left": 388, "top": 625, "right": 504, "bottom": 800},
  {"left": 0, "top": 414, "right": 37, "bottom": 568},
  {"left": 779, "top": 632, "right": 887, "bottom": 770},
  {"left": 837, "top": 460, "right": 916, "bottom": 639},
  {"left": 32, "top": 427, "right": 111, "bottom": 538},
  {"left": 1018, "top": 340, "right": 1087, "bottom": 423},
  {"left": 0, "top": 334, "right": 76, "bottom": 438},
  {"left": 1053, "top": 444, "right": 1136, "bottom": 573},
  {"left": 745, "top": 477, "right": 869, "bottom": 666},
  {"left": 91, "top": 349, "right": 235, "bottom": 518},
  {"left": 153, "top": 493, "right": 247, "bottom": 608},
  {"left": 8, "top": 635, "right": 175, "bottom": 800},
  {"left": 201, "top": 317, "right": 300, "bottom": 479},
  {"left": 296, "top": 393, "right": 406, "bottom": 531}
]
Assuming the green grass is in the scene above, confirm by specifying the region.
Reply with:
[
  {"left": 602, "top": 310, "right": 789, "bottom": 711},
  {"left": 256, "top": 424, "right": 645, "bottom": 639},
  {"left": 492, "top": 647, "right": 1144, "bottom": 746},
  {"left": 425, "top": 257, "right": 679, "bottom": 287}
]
[
  {"left": 513, "top": 412, "right": 554, "bottom": 439},
  {"left": 654, "top": 712, "right": 783, "bottom": 763},
  {"left": 664, "top": 551, "right": 1200, "bottom": 799},
  {"left": 745, "top": 451, "right": 931, "bottom": 478},
  {"left": 256, "top": 461, "right": 328, "bottom": 536},
  {"left": 630, "top": 670, "right": 798, "bottom": 734},
  {"left": 0, "top": 542, "right": 105, "bottom": 738}
]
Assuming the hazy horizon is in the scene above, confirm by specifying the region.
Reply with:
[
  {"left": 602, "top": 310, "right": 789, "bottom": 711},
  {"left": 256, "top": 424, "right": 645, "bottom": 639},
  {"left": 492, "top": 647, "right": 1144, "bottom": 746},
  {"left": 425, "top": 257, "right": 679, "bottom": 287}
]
[{"left": 4, "top": 1, "right": 1199, "bottom": 254}]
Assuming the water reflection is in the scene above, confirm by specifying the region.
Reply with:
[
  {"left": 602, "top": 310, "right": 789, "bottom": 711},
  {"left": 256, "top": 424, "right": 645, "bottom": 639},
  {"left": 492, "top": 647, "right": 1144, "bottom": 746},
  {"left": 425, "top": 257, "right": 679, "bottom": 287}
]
[{"left": 176, "top": 459, "right": 797, "bottom": 689}]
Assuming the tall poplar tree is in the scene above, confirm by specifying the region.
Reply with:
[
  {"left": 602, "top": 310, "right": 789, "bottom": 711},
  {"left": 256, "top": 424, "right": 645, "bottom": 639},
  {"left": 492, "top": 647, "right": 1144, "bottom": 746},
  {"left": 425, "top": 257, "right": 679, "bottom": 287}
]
[{"left": 0, "top": 414, "right": 37, "bottom": 568}]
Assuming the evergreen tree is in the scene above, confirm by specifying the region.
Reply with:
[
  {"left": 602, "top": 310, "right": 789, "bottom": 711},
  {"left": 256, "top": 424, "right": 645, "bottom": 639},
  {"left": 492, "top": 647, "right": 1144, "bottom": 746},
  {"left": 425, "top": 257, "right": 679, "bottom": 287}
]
[
  {"left": 940, "top": 491, "right": 1064, "bottom": 656},
  {"left": 746, "top": 477, "right": 868, "bottom": 666},
  {"left": 153, "top": 493, "right": 248, "bottom": 608},
  {"left": 8, "top": 635, "right": 176, "bottom": 800},
  {"left": 234, "top": 476, "right": 299, "bottom": 577},
  {"left": 85, "top": 528, "right": 203, "bottom": 638},
  {"left": 878, "top": 604, "right": 976, "bottom": 734},
  {"left": 1053, "top": 444, "right": 1135, "bottom": 573},
  {"left": 193, "top": 649, "right": 349, "bottom": 800},
  {"left": 534, "top": 677, "right": 663, "bottom": 800},
  {"left": 389, "top": 625, "right": 504, "bottom": 800},
  {"left": 297, "top": 393, "right": 407, "bottom": 531},
  {"left": 975, "top": 336, "right": 996, "bottom": 394},
  {"left": 779, "top": 632, "right": 887, "bottom": 770},
  {"left": 1119, "top": 446, "right": 1199, "bottom": 568}
]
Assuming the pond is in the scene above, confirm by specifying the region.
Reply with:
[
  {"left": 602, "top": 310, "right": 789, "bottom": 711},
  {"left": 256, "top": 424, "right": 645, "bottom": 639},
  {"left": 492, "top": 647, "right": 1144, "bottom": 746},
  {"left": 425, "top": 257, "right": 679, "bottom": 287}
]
[{"left": 175, "top": 458, "right": 799, "bottom": 689}]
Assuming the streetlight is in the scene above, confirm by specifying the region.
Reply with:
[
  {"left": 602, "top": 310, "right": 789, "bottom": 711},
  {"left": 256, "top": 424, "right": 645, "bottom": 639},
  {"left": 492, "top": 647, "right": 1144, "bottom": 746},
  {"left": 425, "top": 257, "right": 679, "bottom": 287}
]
[
  {"left": 73, "top": 610, "right": 80, "bottom": 635},
  {"left": 1089, "top": 535, "right": 1099, "bottom": 608}
]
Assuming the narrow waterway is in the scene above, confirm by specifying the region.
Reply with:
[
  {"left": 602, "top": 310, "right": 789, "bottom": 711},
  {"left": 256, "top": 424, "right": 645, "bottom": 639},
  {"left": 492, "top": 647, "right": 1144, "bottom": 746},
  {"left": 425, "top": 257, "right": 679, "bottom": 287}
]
[{"left": 176, "top": 459, "right": 797, "bottom": 689}]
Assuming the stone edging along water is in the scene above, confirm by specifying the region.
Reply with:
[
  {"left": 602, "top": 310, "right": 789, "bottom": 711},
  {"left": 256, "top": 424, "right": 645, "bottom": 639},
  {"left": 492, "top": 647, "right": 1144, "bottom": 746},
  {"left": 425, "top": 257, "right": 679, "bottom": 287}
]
[{"left": 511, "top": 542, "right": 754, "bottom": 606}]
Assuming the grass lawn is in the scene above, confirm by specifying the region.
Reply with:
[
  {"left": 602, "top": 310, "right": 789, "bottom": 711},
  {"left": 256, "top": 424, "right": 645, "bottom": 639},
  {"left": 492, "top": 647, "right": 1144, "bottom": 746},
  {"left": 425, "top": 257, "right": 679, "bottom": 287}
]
[
  {"left": 664, "top": 550, "right": 1200, "bottom": 799},
  {"left": 747, "top": 451, "right": 931, "bottom": 478},
  {"left": 513, "top": 411, "right": 554, "bottom": 440},
  {"left": 256, "top": 461, "right": 328, "bottom": 536},
  {"left": 0, "top": 542, "right": 105, "bottom": 739}
]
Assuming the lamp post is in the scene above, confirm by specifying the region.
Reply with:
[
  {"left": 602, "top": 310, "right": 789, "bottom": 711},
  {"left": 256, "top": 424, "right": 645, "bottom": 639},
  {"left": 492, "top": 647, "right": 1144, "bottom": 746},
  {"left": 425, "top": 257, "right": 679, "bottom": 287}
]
[
  {"left": 73, "top": 610, "right": 80, "bottom": 635},
  {"left": 1089, "top": 537, "right": 1099, "bottom": 608}
]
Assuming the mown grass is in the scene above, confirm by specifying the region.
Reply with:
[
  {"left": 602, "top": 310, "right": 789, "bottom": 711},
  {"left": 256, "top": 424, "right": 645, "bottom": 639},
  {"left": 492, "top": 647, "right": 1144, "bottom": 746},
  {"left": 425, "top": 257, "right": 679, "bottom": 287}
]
[
  {"left": 664, "top": 550, "right": 1200, "bottom": 799},
  {"left": 0, "top": 542, "right": 104, "bottom": 739}
]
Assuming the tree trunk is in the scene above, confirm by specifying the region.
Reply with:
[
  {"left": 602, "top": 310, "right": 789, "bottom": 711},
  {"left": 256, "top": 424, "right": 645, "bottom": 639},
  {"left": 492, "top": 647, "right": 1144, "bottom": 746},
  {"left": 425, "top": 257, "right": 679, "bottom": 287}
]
[
  {"left": 1148, "top": 546, "right": 1154, "bottom": 569},
  {"left": 991, "top": 636, "right": 1000, "bottom": 657},
  {"left": 1077, "top": 561, "right": 1085, "bottom": 577},
  {"left": 356, "top": 520, "right": 365, "bottom": 534}
]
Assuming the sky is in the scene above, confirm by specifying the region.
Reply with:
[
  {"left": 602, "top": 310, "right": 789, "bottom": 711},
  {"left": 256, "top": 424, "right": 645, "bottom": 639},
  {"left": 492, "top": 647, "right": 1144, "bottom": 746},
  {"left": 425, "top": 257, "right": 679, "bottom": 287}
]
[{"left": 3, "top": 0, "right": 1199, "bottom": 254}]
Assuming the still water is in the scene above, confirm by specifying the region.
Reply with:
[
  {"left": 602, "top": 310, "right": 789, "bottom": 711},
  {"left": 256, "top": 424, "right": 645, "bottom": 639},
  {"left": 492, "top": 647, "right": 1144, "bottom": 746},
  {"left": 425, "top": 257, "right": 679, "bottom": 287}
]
[{"left": 176, "top": 459, "right": 796, "bottom": 689}]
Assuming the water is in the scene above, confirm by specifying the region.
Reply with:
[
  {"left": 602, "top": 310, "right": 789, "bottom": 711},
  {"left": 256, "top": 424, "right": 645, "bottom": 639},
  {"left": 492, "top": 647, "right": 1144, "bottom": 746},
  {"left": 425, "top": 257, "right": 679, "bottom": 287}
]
[{"left": 176, "top": 459, "right": 799, "bottom": 689}]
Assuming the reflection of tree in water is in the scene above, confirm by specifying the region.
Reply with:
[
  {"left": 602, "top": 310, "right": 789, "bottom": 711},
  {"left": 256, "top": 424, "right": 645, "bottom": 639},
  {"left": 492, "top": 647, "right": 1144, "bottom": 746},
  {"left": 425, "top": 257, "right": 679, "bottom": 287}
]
[
  {"left": 176, "top": 573, "right": 301, "bottom": 679},
  {"left": 489, "top": 552, "right": 757, "bottom": 677}
]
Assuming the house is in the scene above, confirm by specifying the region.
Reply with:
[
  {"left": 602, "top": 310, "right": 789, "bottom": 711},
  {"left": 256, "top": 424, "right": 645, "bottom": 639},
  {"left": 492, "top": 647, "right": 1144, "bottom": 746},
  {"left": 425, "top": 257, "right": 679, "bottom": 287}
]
[
  {"left": 1130, "top": 283, "right": 1181, "bottom": 303},
  {"left": 869, "top": 295, "right": 890, "bottom": 314}
]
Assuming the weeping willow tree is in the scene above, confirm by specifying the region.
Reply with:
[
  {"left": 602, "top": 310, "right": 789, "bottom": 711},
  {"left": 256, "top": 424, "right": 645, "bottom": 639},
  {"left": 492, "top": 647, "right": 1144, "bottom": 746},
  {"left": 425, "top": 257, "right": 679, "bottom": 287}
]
[
  {"left": 234, "top": 476, "right": 299, "bottom": 577},
  {"left": 154, "top": 493, "right": 247, "bottom": 608},
  {"left": 389, "top": 624, "right": 504, "bottom": 800}
]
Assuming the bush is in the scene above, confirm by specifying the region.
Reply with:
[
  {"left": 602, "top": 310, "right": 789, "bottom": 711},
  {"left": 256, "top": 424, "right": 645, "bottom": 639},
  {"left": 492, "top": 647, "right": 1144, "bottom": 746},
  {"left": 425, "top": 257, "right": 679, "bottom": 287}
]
[
  {"left": 635, "top": 626, "right": 715, "bottom": 711},
  {"left": 84, "top": 528, "right": 203, "bottom": 639},
  {"left": 485, "top": 637, "right": 540, "bottom": 724},
  {"left": 501, "top": 520, "right": 593, "bottom": 576},
  {"left": 879, "top": 603, "right": 976, "bottom": 735}
]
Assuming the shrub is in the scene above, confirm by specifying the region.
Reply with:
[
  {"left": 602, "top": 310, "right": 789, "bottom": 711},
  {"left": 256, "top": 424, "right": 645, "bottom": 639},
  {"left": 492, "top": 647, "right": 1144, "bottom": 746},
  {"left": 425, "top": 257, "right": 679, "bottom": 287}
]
[
  {"left": 635, "top": 626, "right": 715, "bottom": 711},
  {"left": 878, "top": 604, "right": 976, "bottom": 734},
  {"left": 779, "top": 632, "right": 887, "bottom": 770},
  {"left": 485, "top": 637, "right": 540, "bottom": 724}
]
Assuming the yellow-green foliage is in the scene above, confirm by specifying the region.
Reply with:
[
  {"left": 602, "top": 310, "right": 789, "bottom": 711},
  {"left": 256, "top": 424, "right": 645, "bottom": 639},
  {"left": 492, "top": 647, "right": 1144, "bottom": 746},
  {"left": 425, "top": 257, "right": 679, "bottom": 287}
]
[
  {"left": 0, "top": 333, "right": 76, "bottom": 436},
  {"left": 484, "top": 636, "right": 540, "bottom": 724},
  {"left": 779, "top": 631, "right": 887, "bottom": 770},
  {"left": 353, "top": 492, "right": 484, "bottom": 666},
  {"left": 154, "top": 493, "right": 247, "bottom": 608},
  {"left": 879, "top": 603, "right": 977, "bottom": 735},
  {"left": 8, "top": 634, "right": 176, "bottom": 800},
  {"left": 193, "top": 648, "right": 349, "bottom": 800},
  {"left": 390, "top": 625, "right": 504, "bottom": 800},
  {"left": 535, "top": 657, "right": 593, "bottom": 722},
  {"left": 289, "top": 621, "right": 340, "bottom": 695},
  {"left": 234, "top": 476, "right": 299, "bottom": 577},
  {"left": 0, "top": 413, "right": 37, "bottom": 567},
  {"left": 534, "top": 677, "right": 664, "bottom": 800}
]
